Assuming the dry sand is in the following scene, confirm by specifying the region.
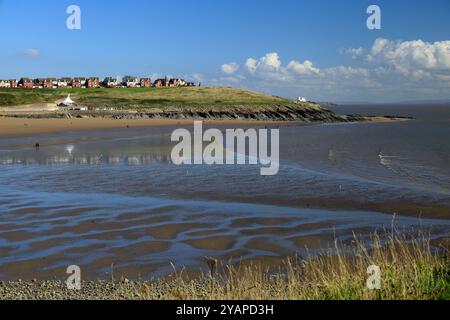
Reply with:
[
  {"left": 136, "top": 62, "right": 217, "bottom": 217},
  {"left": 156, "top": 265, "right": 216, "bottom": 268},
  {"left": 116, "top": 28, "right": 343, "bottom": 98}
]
[
  {"left": 0, "top": 115, "right": 407, "bottom": 139},
  {"left": 0, "top": 117, "right": 191, "bottom": 138}
]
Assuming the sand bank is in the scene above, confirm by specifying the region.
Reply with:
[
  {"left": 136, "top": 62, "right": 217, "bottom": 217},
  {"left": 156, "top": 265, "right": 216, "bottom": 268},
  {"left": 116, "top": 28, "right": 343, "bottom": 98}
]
[
  {"left": 0, "top": 117, "right": 304, "bottom": 138},
  {"left": 0, "top": 115, "right": 409, "bottom": 139}
]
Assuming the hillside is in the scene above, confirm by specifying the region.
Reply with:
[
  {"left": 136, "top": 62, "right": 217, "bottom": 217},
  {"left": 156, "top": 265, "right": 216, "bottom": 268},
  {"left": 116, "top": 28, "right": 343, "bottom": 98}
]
[
  {"left": 0, "top": 87, "right": 292, "bottom": 109},
  {"left": 0, "top": 87, "right": 395, "bottom": 123}
]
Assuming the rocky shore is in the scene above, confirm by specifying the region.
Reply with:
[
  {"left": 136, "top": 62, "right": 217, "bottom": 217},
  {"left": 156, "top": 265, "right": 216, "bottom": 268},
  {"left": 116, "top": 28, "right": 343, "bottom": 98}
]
[{"left": 0, "top": 104, "right": 412, "bottom": 122}]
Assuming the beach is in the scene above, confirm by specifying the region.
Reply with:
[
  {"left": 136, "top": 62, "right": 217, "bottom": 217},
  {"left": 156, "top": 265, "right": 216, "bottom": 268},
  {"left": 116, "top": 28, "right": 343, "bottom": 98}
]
[
  {"left": 0, "top": 114, "right": 408, "bottom": 140},
  {"left": 0, "top": 104, "right": 449, "bottom": 283},
  {"left": 0, "top": 117, "right": 272, "bottom": 138},
  {"left": 0, "top": 115, "right": 336, "bottom": 140}
]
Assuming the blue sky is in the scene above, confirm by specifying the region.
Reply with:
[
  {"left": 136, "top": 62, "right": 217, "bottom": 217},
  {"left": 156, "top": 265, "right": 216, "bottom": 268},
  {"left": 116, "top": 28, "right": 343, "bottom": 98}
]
[{"left": 0, "top": 0, "right": 449, "bottom": 102}]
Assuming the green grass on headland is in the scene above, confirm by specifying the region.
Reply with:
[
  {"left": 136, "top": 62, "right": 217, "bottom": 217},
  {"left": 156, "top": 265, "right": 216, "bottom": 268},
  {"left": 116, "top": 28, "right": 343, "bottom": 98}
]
[{"left": 0, "top": 87, "right": 293, "bottom": 110}]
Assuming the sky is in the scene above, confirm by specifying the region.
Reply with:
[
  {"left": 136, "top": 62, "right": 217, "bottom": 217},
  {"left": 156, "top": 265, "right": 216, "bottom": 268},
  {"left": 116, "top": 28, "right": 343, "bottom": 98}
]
[{"left": 0, "top": 0, "right": 449, "bottom": 103}]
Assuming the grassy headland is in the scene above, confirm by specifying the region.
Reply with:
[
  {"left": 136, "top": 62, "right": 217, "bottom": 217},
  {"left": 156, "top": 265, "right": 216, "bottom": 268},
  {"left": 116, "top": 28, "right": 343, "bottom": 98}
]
[
  {"left": 0, "top": 87, "right": 350, "bottom": 123},
  {"left": 0, "top": 87, "right": 410, "bottom": 128},
  {"left": 0, "top": 87, "right": 293, "bottom": 110}
]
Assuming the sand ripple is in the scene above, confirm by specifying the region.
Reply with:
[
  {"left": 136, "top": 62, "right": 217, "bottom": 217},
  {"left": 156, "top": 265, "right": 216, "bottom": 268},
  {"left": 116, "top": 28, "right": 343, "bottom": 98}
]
[{"left": 1, "top": 189, "right": 449, "bottom": 280}]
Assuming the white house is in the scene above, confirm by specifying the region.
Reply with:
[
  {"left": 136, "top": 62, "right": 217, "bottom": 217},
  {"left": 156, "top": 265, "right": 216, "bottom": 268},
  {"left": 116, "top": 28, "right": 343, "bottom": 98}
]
[
  {"left": 122, "top": 76, "right": 138, "bottom": 88},
  {"left": 58, "top": 78, "right": 72, "bottom": 88},
  {"left": 59, "top": 94, "right": 75, "bottom": 107},
  {"left": 0, "top": 80, "right": 11, "bottom": 88},
  {"left": 103, "top": 77, "right": 118, "bottom": 88}
]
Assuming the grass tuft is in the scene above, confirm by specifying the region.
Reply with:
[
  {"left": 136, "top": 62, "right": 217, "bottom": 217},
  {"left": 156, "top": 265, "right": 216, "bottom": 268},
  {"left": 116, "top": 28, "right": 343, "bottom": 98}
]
[
  {"left": 138, "top": 230, "right": 449, "bottom": 300},
  {"left": 1, "top": 229, "right": 448, "bottom": 300}
]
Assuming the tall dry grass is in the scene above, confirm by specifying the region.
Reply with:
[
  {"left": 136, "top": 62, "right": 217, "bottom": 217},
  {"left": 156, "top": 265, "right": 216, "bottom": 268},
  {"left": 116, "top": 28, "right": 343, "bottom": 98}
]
[{"left": 139, "top": 230, "right": 449, "bottom": 300}]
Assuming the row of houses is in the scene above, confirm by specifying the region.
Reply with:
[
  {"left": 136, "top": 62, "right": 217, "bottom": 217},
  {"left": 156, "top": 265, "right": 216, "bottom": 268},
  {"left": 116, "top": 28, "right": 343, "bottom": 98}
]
[{"left": 0, "top": 76, "right": 196, "bottom": 89}]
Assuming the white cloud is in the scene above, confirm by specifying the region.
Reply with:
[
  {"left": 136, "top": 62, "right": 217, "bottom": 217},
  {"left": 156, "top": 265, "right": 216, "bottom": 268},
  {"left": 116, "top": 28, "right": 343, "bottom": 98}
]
[
  {"left": 245, "top": 53, "right": 282, "bottom": 73},
  {"left": 215, "top": 39, "right": 450, "bottom": 102},
  {"left": 367, "top": 38, "right": 450, "bottom": 72},
  {"left": 220, "top": 62, "right": 240, "bottom": 75},
  {"left": 341, "top": 47, "right": 364, "bottom": 59},
  {"left": 241, "top": 53, "right": 320, "bottom": 81},
  {"left": 287, "top": 60, "right": 320, "bottom": 75},
  {"left": 24, "top": 48, "right": 41, "bottom": 57},
  {"left": 234, "top": 52, "right": 363, "bottom": 83},
  {"left": 245, "top": 58, "right": 258, "bottom": 74},
  {"left": 259, "top": 52, "right": 282, "bottom": 70},
  {"left": 326, "top": 66, "right": 369, "bottom": 77}
]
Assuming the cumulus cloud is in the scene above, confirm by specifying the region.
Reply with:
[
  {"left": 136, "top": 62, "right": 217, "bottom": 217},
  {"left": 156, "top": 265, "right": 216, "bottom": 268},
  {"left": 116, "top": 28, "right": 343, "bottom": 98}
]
[
  {"left": 245, "top": 53, "right": 282, "bottom": 73},
  {"left": 367, "top": 38, "right": 450, "bottom": 72},
  {"left": 245, "top": 58, "right": 258, "bottom": 73},
  {"left": 287, "top": 60, "right": 320, "bottom": 75},
  {"left": 24, "top": 48, "right": 41, "bottom": 57},
  {"left": 215, "top": 38, "right": 450, "bottom": 102},
  {"left": 259, "top": 52, "right": 282, "bottom": 70},
  {"left": 235, "top": 52, "right": 370, "bottom": 84},
  {"left": 220, "top": 62, "right": 240, "bottom": 75}
]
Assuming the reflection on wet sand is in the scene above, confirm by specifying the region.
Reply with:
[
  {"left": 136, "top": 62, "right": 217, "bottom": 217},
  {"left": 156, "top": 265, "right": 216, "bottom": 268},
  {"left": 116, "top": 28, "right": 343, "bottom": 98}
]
[
  {"left": 0, "top": 189, "right": 449, "bottom": 280},
  {"left": 0, "top": 149, "right": 171, "bottom": 166},
  {"left": 1, "top": 108, "right": 450, "bottom": 281}
]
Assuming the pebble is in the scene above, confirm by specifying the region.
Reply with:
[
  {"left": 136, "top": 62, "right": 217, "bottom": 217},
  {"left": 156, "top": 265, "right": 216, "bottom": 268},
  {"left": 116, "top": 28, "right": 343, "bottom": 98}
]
[{"left": 0, "top": 280, "right": 182, "bottom": 300}]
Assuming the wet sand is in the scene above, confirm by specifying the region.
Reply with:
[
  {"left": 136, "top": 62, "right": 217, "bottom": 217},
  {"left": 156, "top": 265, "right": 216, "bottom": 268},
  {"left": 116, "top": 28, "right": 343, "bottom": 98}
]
[
  {"left": 0, "top": 191, "right": 449, "bottom": 281},
  {"left": 0, "top": 106, "right": 448, "bottom": 282},
  {"left": 188, "top": 194, "right": 450, "bottom": 220}
]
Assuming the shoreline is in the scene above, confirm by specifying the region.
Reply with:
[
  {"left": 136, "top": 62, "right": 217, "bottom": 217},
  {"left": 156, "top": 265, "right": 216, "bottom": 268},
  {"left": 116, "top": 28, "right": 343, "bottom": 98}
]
[
  {"left": 0, "top": 117, "right": 294, "bottom": 138},
  {"left": 0, "top": 115, "right": 410, "bottom": 139},
  {"left": 1, "top": 231, "right": 448, "bottom": 300}
]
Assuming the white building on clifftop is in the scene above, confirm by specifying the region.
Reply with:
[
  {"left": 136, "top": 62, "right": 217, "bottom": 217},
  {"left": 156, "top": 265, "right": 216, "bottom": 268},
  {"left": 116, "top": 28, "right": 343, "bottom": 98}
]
[{"left": 59, "top": 94, "right": 75, "bottom": 106}]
